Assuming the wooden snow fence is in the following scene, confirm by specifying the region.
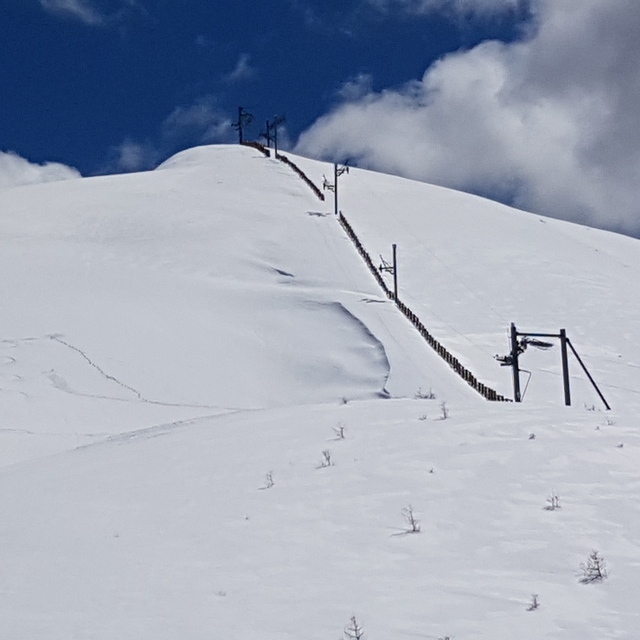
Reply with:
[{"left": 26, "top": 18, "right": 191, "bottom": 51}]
[
  {"left": 338, "top": 213, "right": 509, "bottom": 403},
  {"left": 275, "top": 153, "right": 325, "bottom": 201},
  {"left": 241, "top": 140, "right": 271, "bottom": 157},
  {"left": 246, "top": 144, "right": 508, "bottom": 402}
]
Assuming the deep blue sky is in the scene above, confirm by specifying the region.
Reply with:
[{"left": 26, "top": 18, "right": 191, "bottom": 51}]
[{"left": 0, "top": 0, "right": 531, "bottom": 175}]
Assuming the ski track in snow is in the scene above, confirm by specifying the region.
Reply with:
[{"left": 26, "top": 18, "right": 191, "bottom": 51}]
[
  {"left": 46, "top": 334, "right": 237, "bottom": 411},
  {"left": 49, "top": 334, "right": 145, "bottom": 400},
  {"left": 75, "top": 410, "right": 244, "bottom": 450}
]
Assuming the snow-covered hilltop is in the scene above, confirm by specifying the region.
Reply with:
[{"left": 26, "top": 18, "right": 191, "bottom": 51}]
[{"left": 1, "top": 144, "right": 639, "bottom": 639}]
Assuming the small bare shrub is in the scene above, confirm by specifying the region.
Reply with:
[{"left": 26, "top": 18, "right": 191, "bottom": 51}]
[
  {"left": 544, "top": 493, "right": 560, "bottom": 511},
  {"left": 259, "top": 471, "right": 274, "bottom": 490},
  {"left": 440, "top": 401, "right": 449, "bottom": 420},
  {"left": 344, "top": 616, "right": 364, "bottom": 640},
  {"left": 526, "top": 594, "right": 540, "bottom": 611},
  {"left": 317, "top": 450, "right": 333, "bottom": 468},
  {"left": 402, "top": 505, "right": 421, "bottom": 533},
  {"left": 415, "top": 387, "right": 436, "bottom": 400},
  {"left": 333, "top": 423, "right": 346, "bottom": 440},
  {"left": 580, "top": 550, "right": 608, "bottom": 583}
]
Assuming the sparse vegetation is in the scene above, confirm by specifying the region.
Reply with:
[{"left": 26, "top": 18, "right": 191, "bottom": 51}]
[
  {"left": 402, "top": 505, "right": 421, "bottom": 533},
  {"left": 580, "top": 550, "right": 608, "bottom": 583},
  {"left": 440, "top": 401, "right": 449, "bottom": 420},
  {"left": 544, "top": 492, "right": 561, "bottom": 511},
  {"left": 415, "top": 387, "right": 436, "bottom": 400},
  {"left": 526, "top": 594, "right": 540, "bottom": 611},
  {"left": 259, "top": 471, "right": 274, "bottom": 490},
  {"left": 318, "top": 449, "right": 333, "bottom": 468},
  {"left": 333, "top": 423, "right": 346, "bottom": 440},
  {"left": 344, "top": 616, "right": 364, "bottom": 640}
]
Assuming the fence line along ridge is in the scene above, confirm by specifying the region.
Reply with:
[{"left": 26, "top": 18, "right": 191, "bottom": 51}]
[
  {"left": 275, "top": 153, "right": 325, "bottom": 201},
  {"left": 338, "top": 212, "right": 509, "bottom": 402},
  {"left": 241, "top": 143, "right": 507, "bottom": 402},
  {"left": 240, "top": 140, "right": 271, "bottom": 157}
]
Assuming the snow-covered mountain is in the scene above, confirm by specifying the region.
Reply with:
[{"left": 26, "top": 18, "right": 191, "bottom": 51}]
[{"left": 1, "top": 144, "right": 638, "bottom": 639}]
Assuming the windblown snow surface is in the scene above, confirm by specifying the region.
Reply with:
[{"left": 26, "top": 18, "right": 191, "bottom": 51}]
[{"left": 0, "top": 144, "right": 639, "bottom": 639}]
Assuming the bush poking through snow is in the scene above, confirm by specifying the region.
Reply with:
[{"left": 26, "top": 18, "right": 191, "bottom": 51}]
[
  {"left": 415, "top": 387, "right": 436, "bottom": 400},
  {"left": 440, "top": 401, "right": 449, "bottom": 420},
  {"left": 317, "top": 449, "right": 333, "bottom": 468},
  {"left": 580, "top": 551, "right": 608, "bottom": 583},
  {"left": 544, "top": 493, "right": 561, "bottom": 511},
  {"left": 259, "top": 471, "right": 274, "bottom": 490},
  {"left": 333, "top": 423, "right": 346, "bottom": 440},
  {"left": 526, "top": 594, "right": 540, "bottom": 611},
  {"left": 402, "top": 505, "right": 421, "bottom": 533},
  {"left": 344, "top": 616, "right": 364, "bottom": 640}
]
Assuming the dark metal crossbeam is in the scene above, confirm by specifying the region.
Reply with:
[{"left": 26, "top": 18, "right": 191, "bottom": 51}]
[{"left": 515, "top": 331, "right": 562, "bottom": 338}]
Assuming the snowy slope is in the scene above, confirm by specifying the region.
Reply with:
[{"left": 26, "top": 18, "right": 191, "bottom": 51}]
[
  {"left": 292, "top": 154, "right": 640, "bottom": 409},
  {"left": 0, "top": 144, "right": 639, "bottom": 640}
]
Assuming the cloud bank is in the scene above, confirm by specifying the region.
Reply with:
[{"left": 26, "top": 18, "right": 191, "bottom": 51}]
[
  {"left": 296, "top": 0, "right": 640, "bottom": 236},
  {"left": 0, "top": 152, "right": 81, "bottom": 189}
]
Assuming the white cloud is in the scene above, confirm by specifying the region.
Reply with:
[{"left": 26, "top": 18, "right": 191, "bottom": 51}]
[
  {"left": 40, "top": 0, "right": 105, "bottom": 24},
  {"left": 106, "top": 139, "right": 159, "bottom": 173},
  {"left": 367, "top": 0, "right": 525, "bottom": 16},
  {"left": 0, "top": 151, "right": 81, "bottom": 189},
  {"left": 39, "top": 0, "right": 141, "bottom": 26},
  {"left": 226, "top": 53, "right": 257, "bottom": 82},
  {"left": 296, "top": 0, "right": 640, "bottom": 236},
  {"left": 161, "top": 97, "right": 235, "bottom": 145},
  {"left": 338, "top": 74, "right": 374, "bottom": 102}
]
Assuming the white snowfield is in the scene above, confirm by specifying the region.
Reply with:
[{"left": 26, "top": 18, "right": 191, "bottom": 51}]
[{"left": 0, "top": 144, "right": 639, "bottom": 639}]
